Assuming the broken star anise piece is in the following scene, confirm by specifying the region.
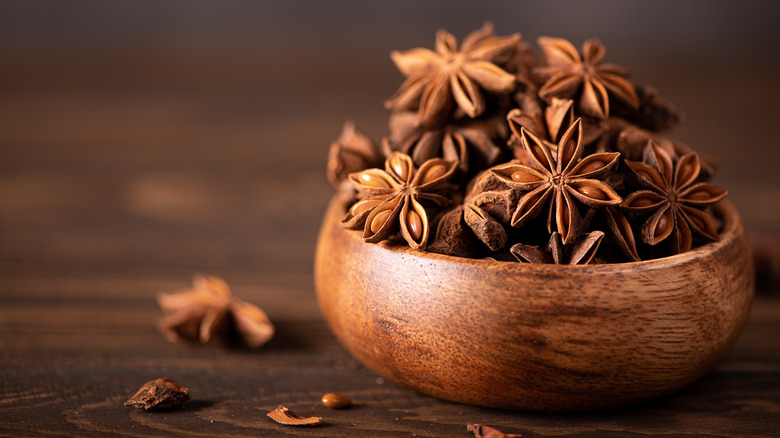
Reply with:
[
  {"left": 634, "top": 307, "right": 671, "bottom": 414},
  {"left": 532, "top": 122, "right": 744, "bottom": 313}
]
[
  {"left": 384, "top": 111, "right": 506, "bottom": 175},
  {"left": 602, "top": 206, "right": 641, "bottom": 262},
  {"left": 621, "top": 141, "right": 727, "bottom": 254},
  {"left": 343, "top": 152, "right": 456, "bottom": 250},
  {"left": 535, "top": 37, "right": 639, "bottom": 119},
  {"left": 385, "top": 22, "right": 520, "bottom": 127},
  {"left": 491, "top": 118, "right": 622, "bottom": 244},
  {"left": 467, "top": 423, "right": 523, "bottom": 438},
  {"left": 511, "top": 230, "right": 604, "bottom": 265},
  {"left": 124, "top": 378, "right": 190, "bottom": 411},
  {"left": 157, "top": 274, "right": 275, "bottom": 349},
  {"left": 327, "top": 120, "right": 384, "bottom": 188},
  {"left": 267, "top": 406, "right": 322, "bottom": 426},
  {"left": 507, "top": 97, "right": 606, "bottom": 162}
]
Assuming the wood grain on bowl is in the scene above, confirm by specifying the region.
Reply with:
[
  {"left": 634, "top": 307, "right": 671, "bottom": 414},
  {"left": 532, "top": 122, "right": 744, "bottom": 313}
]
[{"left": 315, "top": 197, "right": 754, "bottom": 411}]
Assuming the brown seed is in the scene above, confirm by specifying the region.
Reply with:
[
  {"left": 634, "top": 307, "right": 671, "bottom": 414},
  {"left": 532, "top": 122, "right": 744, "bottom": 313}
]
[
  {"left": 629, "top": 196, "right": 655, "bottom": 208},
  {"left": 124, "top": 378, "right": 189, "bottom": 411},
  {"left": 577, "top": 185, "right": 607, "bottom": 200},
  {"left": 578, "top": 159, "right": 605, "bottom": 174},
  {"left": 685, "top": 189, "right": 712, "bottom": 201},
  {"left": 637, "top": 172, "right": 654, "bottom": 185},
  {"left": 420, "top": 163, "right": 446, "bottom": 184},
  {"left": 390, "top": 156, "right": 411, "bottom": 181},
  {"left": 359, "top": 172, "right": 392, "bottom": 188},
  {"left": 655, "top": 213, "right": 671, "bottom": 236},
  {"left": 370, "top": 209, "right": 393, "bottom": 234},
  {"left": 406, "top": 210, "right": 424, "bottom": 241},
  {"left": 677, "top": 163, "right": 695, "bottom": 186},
  {"left": 321, "top": 393, "right": 352, "bottom": 409},
  {"left": 350, "top": 199, "right": 383, "bottom": 216},
  {"left": 511, "top": 170, "right": 538, "bottom": 183}
]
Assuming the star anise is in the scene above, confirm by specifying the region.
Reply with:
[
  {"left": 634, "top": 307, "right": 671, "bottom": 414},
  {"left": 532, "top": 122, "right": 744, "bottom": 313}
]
[
  {"left": 511, "top": 230, "right": 604, "bottom": 265},
  {"left": 157, "top": 274, "right": 275, "bottom": 349},
  {"left": 385, "top": 23, "right": 520, "bottom": 127},
  {"left": 602, "top": 205, "right": 641, "bottom": 262},
  {"left": 327, "top": 120, "right": 384, "bottom": 188},
  {"left": 383, "top": 111, "right": 506, "bottom": 174},
  {"left": 615, "top": 124, "right": 716, "bottom": 178},
  {"left": 621, "top": 142, "right": 727, "bottom": 254},
  {"left": 507, "top": 97, "right": 606, "bottom": 162},
  {"left": 491, "top": 118, "right": 622, "bottom": 244},
  {"left": 342, "top": 152, "right": 456, "bottom": 250},
  {"left": 535, "top": 37, "right": 639, "bottom": 119}
]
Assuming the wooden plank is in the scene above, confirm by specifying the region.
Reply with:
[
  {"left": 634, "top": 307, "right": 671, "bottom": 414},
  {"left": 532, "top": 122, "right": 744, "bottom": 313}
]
[{"left": 0, "top": 42, "right": 779, "bottom": 436}]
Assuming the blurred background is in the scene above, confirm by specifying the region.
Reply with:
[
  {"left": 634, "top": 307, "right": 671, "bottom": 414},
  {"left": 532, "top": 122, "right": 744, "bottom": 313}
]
[{"left": 1, "top": 0, "right": 779, "bottom": 293}]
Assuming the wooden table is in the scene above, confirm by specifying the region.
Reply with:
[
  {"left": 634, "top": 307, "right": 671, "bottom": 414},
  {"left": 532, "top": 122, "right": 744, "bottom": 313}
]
[{"left": 1, "top": 39, "right": 779, "bottom": 436}]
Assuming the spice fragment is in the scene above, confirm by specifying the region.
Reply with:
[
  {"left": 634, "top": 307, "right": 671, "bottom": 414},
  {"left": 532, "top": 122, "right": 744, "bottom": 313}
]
[
  {"left": 467, "top": 423, "right": 522, "bottom": 438},
  {"left": 124, "top": 378, "right": 189, "bottom": 410},
  {"left": 267, "top": 406, "right": 322, "bottom": 426}
]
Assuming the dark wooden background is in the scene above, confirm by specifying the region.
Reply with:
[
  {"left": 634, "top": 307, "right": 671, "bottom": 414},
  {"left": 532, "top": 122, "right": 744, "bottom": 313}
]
[{"left": 1, "top": 1, "right": 779, "bottom": 436}]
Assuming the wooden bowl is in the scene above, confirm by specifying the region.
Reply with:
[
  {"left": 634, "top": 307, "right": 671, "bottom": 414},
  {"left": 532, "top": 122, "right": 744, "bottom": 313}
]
[{"left": 314, "top": 197, "right": 754, "bottom": 411}]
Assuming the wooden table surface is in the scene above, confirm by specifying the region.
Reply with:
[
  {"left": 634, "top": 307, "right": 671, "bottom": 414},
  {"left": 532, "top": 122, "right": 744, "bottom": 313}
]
[{"left": 2, "top": 32, "right": 779, "bottom": 437}]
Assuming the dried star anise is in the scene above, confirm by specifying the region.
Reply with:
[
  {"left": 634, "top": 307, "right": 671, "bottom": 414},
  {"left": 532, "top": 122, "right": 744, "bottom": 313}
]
[
  {"left": 327, "top": 120, "right": 384, "bottom": 188},
  {"left": 615, "top": 124, "right": 716, "bottom": 178},
  {"left": 602, "top": 205, "right": 641, "bottom": 262},
  {"left": 157, "top": 274, "right": 275, "bottom": 349},
  {"left": 491, "top": 118, "right": 622, "bottom": 244},
  {"left": 384, "top": 111, "right": 506, "bottom": 174},
  {"left": 385, "top": 22, "right": 520, "bottom": 127},
  {"left": 511, "top": 230, "right": 604, "bottom": 265},
  {"left": 342, "top": 152, "right": 456, "bottom": 250},
  {"left": 535, "top": 37, "right": 639, "bottom": 119},
  {"left": 326, "top": 25, "right": 731, "bottom": 262},
  {"left": 621, "top": 141, "right": 727, "bottom": 254},
  {"left": 507, "top": 97, "right": 605, "bottom": 162}
]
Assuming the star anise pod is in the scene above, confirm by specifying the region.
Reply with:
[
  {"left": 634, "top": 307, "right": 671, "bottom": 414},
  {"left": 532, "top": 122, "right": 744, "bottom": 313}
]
[
  {"left": 327, "top": 120, "right": 384, "bottom": 188},
  {"left": 383, "top": 111, "right": 506, "bottom": 174},
  {"left": 614, "top": 84, "right": 685, "bottom": 132},
  {"left": 615, "top": 124, "right": 716, "bottom": 178},
  {"left": 491, "top": 118, "right": 622, "bottom": 244},
  {"left": 157, "top": 274, "right": 275, "bottom": 349},
  {"left": 511, "top": 230, "right": 604, "bottom": 265},
  {"left": 602, "top": 205, "right": 641, "bottom": 262},
  {"left": 621, "top": 141, "right": 727, "bottom": 254},
  {"left": 507, "top": 97, "right": 605, "bottom": 162},
  {"left": 385, "top": 22, "right": 520, "bottom": 127},
  {"left": 342, "top": 152, "right": 456, "bottom": 250},
  {"left": 534, "top": 37, "right": 639, "bottom": 119}
]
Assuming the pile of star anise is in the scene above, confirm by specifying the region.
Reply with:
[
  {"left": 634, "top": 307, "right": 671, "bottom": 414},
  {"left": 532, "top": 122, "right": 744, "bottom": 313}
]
[{"left": 327, "top": 23, "right": 727, "bottom": 264}]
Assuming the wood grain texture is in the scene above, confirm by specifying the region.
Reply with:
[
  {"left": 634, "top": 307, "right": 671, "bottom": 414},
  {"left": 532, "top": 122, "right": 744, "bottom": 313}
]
[
  {"left": 316, "top": 197, "right": 755, "bottom": 411},
  {"left": 0, "top": 31, "right": 779, "bottom": 436}
]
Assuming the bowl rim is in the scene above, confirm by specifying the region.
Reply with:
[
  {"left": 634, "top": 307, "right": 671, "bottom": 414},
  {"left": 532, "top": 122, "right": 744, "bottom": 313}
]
[{"left": 327, "top": 198, "right": 743, "bottom": 272}]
